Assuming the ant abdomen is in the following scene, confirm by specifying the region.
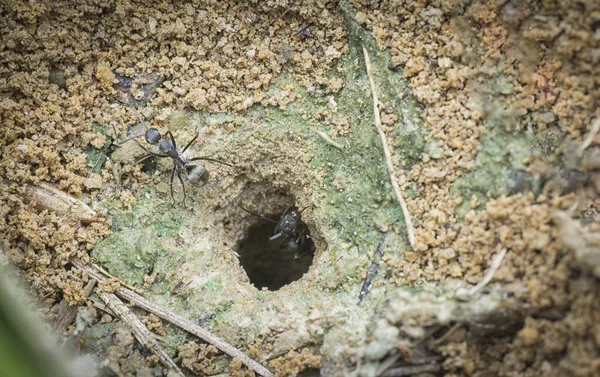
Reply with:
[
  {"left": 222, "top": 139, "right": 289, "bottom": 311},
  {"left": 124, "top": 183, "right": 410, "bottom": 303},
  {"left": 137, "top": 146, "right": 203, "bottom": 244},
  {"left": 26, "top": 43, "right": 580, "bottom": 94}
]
[{"left": 186, "top": 164, "right": 209, "bottom": 185}]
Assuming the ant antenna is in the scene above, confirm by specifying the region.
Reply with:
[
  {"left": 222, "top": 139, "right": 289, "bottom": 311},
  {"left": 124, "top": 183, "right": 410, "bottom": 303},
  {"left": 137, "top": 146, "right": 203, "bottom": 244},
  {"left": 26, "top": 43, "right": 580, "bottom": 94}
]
[
  {"left": 237, "top": 203, "right": 278, "bottom": 223},
  {"left": 131, "top": 107, "right": 149, "bottom": 131},
  {"left": 112, "top": 107, "right": 162, "bottom": 146},
  {"left": 298, "top": 205, "right": 313, "bottom": 215},
  {"left": 111, "top": 123, "right": 146, "bottom": 145},
  {"left": 190, "top": 156, "right": 234, "bottom": 167}
]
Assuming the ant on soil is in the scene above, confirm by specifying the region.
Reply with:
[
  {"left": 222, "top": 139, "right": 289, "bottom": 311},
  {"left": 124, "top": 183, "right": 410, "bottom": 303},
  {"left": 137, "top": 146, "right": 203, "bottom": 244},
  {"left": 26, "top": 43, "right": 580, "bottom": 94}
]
[
  {"left": 238, "top": 204, "right": 316, "bottom": 259},
  {"left": 112, "top": 108, "right": 233, "bottom": 206}
]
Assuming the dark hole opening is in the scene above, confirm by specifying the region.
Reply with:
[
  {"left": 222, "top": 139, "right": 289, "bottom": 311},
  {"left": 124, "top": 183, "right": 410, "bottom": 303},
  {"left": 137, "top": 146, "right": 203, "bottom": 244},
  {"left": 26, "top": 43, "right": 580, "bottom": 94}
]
[{"left": 236, "top": 213, "right": 315, "bottom": 291}]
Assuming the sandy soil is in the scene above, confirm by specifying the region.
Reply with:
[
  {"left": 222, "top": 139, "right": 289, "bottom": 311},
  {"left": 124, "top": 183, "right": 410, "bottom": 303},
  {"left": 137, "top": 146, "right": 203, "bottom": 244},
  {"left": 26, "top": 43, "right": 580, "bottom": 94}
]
[{"left": 1, "top": 0, "right": 599, "bottom": 376}]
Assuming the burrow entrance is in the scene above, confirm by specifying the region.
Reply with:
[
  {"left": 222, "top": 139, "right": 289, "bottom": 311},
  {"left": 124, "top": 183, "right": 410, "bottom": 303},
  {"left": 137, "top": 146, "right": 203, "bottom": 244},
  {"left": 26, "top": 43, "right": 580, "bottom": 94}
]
[{"left": 235, "top": 192, "right": 316, "bottom": 291}]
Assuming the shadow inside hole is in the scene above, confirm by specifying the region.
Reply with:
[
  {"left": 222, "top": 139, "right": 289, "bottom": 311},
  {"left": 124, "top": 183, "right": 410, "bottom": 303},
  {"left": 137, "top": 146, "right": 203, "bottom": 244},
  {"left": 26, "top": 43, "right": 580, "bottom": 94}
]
[{"left": 237, "top": 215, "right": 314, "bottom": 291}]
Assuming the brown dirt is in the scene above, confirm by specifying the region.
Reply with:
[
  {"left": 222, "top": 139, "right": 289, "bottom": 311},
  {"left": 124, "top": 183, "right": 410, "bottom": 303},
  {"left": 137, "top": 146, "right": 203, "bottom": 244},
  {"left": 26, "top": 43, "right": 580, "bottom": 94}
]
[
  {"left": 1, "top": 0, "right": 599, "bottom": 376},
  {"left": 350, "top": 0, "right": 600, "bottom": 376}
]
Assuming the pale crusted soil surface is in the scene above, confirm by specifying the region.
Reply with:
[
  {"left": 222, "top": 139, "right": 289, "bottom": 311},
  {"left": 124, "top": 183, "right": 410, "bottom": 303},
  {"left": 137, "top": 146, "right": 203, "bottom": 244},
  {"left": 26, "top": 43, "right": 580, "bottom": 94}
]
[{"left": 1, "top": 1, "right": 599, "bottom": 376}]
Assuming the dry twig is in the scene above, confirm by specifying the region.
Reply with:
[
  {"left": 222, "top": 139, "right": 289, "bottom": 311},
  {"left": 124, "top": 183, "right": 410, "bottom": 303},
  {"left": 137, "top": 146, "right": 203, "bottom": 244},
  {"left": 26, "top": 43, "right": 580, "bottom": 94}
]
[
  {"left": 72, "top": 260, "right": 274, "bottom": 377},
  {"left": 22, "top": 182, "right": 102, "bottom": 224},
  {"left": 357, "top": 233, "right": 387, "bottom": 305},
  {"left": 265, "top": 8, "right": 290, "bottom": 28},
  {"left": 362, "top": 46, "right": 416, "bottom": 250},
  {"left": 580, "top": 118, "right": 600, "bottom": 152},
  {"left": 381, "top": 363, "right": 443, "bottom": 377},
  {"left": 428, "top": 322, "right": 463, "bottom": 347},
  {"left": 98, "top": 290, "right": 184, "bottom": 376},
  {"left": 53, "top": 279, "right": 96, "bottom": 333},
  {"left": 315, "top": 130, "right": 344, "bottom": 150},
  {"left": 92, "top": 262, "right": 144, "bottom": 295},
  {"left": 456, "top": 248, "right": 508, "bottom": 300}
]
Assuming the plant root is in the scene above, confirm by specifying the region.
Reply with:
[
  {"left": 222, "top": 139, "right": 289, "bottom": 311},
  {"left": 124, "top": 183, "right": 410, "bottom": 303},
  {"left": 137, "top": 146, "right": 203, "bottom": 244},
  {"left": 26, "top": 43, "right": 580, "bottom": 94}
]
[
  {"left": 362, "top": 46, "right": 416, "bottom": 251},
  {"left": 72, "top": 260, "right": 274, "bottom": 377}
]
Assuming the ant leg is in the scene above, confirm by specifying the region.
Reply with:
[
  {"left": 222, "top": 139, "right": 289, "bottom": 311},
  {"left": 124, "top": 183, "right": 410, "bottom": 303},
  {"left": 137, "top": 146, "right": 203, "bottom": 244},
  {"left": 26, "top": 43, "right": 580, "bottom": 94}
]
[
  {"left": 136, "top": 154, "right": 153, "bottom": 165},
  {"left": 177, "top": 169, "right": 187, "bottom": 207},
  {"left": 237, "top": 204, "right": 278, "bottom": 223},
  {"left": 165, "top": 130, "right": 177, "bottom": 150},
  {"left": 295, "top": 247, "right": 311, "bottom": 259},
  {"left": 134, "top": 139, "right": 168, "bottom": 158},
  {"left": 182, "top": 129, "right": 199, "bottom": 153},
  {"left": 190, "top": 156, "right": 234, "bottom": 167},
  {"left": 111, "top": 123, "right": 145, "bottom": 146},
  {"left": 294, "top": 234, "right": 314, "bottom": 259},
  {"left": 169, "top": 166, "right": 176, "bottom": 204},
  {"left": 269, "top": 232, "right": 282, "bottom": 241},
  {"left": 131, "top": 107, "right": 150, "bottom": 130},
  {"left": 296, "top": 229, "right": 307, "bottom": 243}
]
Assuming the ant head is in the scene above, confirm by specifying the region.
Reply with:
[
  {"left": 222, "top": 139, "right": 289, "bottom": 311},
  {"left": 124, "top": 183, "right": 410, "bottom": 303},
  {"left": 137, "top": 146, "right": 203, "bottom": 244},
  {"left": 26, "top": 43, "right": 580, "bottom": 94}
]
[
  {"left": 145, "top": 128, "right": 162, "bottom": 145},
  {"left": 186, "top": 164, "right": 209, "bottom": 185}
]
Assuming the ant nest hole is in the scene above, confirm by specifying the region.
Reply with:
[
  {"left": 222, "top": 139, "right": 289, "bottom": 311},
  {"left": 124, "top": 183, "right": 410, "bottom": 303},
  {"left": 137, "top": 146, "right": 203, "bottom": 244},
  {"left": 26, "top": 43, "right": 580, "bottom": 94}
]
[{"left": 233, "top": 186, "right": 318, "bottom": 291}]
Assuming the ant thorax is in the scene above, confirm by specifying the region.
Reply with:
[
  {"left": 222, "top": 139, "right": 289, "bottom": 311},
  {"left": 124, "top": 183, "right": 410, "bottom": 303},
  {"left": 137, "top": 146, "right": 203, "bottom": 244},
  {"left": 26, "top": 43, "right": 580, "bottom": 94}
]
[{"left": 158, "top": 139, "right": 185, "bottom": 164}]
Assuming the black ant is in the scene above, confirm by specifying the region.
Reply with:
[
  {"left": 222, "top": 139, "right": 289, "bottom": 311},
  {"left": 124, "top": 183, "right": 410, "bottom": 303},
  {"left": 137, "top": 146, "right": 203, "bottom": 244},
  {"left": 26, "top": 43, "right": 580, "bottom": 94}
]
[
  {"left": 238, "top": 204, "right": 316, "bottom": 259},
  {"left": 112, "top": 108, "right": 233, "bottom": 206}
]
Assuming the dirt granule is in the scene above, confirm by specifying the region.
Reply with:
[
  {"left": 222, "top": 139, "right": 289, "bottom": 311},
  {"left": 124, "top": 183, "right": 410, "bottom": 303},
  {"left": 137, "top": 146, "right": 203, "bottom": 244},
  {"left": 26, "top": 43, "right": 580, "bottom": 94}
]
[
  {"left": 269, "top": 348, "right": 323, "bottom": 377},
  {"left": 177, "top": 341, "right": 223, "bottom": 376}
]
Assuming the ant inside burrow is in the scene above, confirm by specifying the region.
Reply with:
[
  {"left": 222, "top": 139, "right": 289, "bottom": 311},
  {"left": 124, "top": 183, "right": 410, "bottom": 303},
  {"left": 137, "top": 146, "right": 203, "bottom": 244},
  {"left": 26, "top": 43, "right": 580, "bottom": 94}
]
[
  {"left": 238, "top": 203, "right": 316, "bottom": 260},
  {"left": 112, "top": 107, "right": 233, "bottom": 207}
]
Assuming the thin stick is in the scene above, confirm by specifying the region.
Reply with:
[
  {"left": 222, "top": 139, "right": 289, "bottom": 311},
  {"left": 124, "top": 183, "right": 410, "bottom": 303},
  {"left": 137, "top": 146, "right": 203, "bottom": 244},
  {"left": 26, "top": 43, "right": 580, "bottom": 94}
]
[
  {"left": 314, "top": 130, "right": 344, "bottom": 150},
  {"left": 382, "top": 363, "right": 443, "bottom": 377},
  {"left": 98, "top": 291, "right": 184, "bottom": 376},
  {"left": 376, "top": 353, "right": 400, "bottom": 376},
  {"left": 428, "top": 322, "right": 463, "bottom": 347},
  {"left": 362, "top": 46, "right": 416, "bottom": 250},
  {"left": 53, "top": 279, "right": 96, "bottom": 333},
  {"left": 92, "top": 263, "right": 144, "bottom": 295},
  {"left": 295, "top": 23, "right": 312, "bottom": 36},
  {"left": 580, "top": 118, "right": 600, "bottom": 152},
  {"left": 72, "top": 260, "right": 274, "bottom": 377},
  {"left": 21, "top": 182, "right": 102, "bottom": 224},
  {"left": 455, "top": 248, "right": 508, "bottom": 301},
  {"left": 87, "top": 295, "right": 116, "bottom": 317},
  {"left": 357, "top": 233, "right": 387, "bottom": 305},
  {"left": 265, "top": 8, "right": 290, "bottom": 28}
]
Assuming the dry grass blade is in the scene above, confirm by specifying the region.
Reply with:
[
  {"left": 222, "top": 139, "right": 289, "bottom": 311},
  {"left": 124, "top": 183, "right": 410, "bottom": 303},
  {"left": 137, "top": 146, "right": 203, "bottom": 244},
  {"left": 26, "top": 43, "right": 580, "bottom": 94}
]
[
  {"left": 315, "top": 130, "right": 344, "bottom": 150},
  {"left": 362, "top": 46, "right": 416, "bottom": 251},
  {"left": 428, "top": 322, "right": 463, "bottom": 347},
  {"left": 456, "top": 248, "right": 508, "bottom": 300},
  {"left": 98, "top": 291, "right": 184, "bottom": 376},
  {"left": 357, "top": 233, "right": 387, "bottom": 305},
  {"left": 53, "top": 279, "right": 96, "bottom": 333},
  {"left": 580, "top": 118, "right": 600, "bottom": 152},
  {"left": 22, "top": 182, "right": 102, "bottom": 224},
  {"left": 72, "top": 260, "right": 274, "bottom": 377},
  {"left": 92, "top": 262, "right": 145, "bottom": 295},
  {"left": 381, "top": 363, "right": 443, "bottom": 377}
]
